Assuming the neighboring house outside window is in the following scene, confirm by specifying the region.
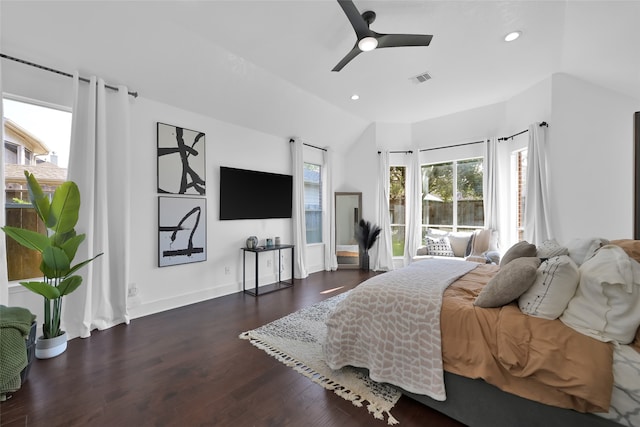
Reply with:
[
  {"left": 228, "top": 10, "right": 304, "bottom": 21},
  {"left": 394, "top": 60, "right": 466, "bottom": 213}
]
[
  {"left": 303, "top": 162, "right": 322, "bottom": 244},
  {"left": 514, "top": 149, "right": 527, "bottom": 242},
  {"left": 421, "top": 158, "right": 484, "bottom": 238},
  {"left": 389, "top": 166, "right": 406, "bottom": 257},
  {"left": 3, "top": 99, "right": 70, "bottom": 281}
]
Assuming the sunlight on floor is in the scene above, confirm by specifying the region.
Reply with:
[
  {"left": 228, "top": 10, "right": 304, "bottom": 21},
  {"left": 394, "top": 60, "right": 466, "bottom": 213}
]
[{"left": 320, "top": 286, "right": 344, "bottom": 295}]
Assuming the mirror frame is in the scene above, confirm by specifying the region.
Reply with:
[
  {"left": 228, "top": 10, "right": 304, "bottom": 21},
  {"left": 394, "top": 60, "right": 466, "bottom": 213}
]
[
  {"left": 635, "top": 112, "right": 640, "bottom": 239},
  {"left": 335, "top": 192, "right": 362, "bottom": 269}
]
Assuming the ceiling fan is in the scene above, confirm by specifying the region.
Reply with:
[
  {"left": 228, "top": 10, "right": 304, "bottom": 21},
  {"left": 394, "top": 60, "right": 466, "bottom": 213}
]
[{"left": 332, "top": 0, "right": 433, "bottom": 72}]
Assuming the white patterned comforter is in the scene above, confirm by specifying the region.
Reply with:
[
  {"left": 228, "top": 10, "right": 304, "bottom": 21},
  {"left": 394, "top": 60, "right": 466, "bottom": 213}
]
[
  {"left": 599, "top": 345, "right": 640, "bottom": 427},
  {"left": 323, "top": 258, "right": 477, "bottom": 400}
]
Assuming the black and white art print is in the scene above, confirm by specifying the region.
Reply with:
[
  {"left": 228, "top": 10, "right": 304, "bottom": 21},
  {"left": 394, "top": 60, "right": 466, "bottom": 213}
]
[
  {"left": 157, "top": 122, "right": 206, "bottom": 195},
  {"left": 158, "top": 196, "right": 207, "bottom": 267}
]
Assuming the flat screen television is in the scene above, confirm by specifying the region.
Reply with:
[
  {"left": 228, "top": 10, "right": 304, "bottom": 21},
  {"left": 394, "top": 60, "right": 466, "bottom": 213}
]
[{"left": 219, "top": 166, "right": 293, "bottom": 220}]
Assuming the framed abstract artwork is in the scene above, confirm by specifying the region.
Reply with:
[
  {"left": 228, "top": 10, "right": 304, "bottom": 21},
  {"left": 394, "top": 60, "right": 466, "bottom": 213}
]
[
  {"left": 157, "top": 122, "right": 206, "bottom": 195},
  {"left": 158, "top": 196, "right": 207, "bottom": 267}
]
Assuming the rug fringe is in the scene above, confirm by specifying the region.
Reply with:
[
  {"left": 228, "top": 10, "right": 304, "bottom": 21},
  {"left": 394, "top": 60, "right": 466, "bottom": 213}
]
[{"left": 239, "top": 333, "right": 399, "bottom": 425}]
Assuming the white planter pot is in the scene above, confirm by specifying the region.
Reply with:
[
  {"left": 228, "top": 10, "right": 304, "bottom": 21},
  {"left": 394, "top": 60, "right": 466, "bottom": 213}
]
[{"left": 35, "top": 331, "right": 68, "bottom": 359}]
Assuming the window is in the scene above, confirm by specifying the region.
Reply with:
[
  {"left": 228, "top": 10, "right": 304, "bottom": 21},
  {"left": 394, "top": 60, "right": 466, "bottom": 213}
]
[
  {"left": 3, "top": 97, "right": 71, "bottom": 281},
  {"left": 514, "top": 149, "right": 527, "bottom": 242},
  {"left": 422, "top": 158, "right": 484, "bottom": 237},
  {"left": 389, "top": 166, "right": 406, "bottom": 257},
  {"left": 303, "top": 162, "right": 322, "bottom": 244}
]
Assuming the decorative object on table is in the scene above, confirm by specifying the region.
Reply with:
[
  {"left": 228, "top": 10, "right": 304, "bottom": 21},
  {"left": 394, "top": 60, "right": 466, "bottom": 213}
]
[
  {"left": 240, "top": 292, "right": 401, "bottom": 424},
  {"left": 1, "top": 172, "right": 103, "bottom": 359},
  {"left": 158, "top": 196, "right": 206, "bottom": 267},
  {"left": 246, "top": 236, "right": 258, "bottom": 249},
  {"left": 0, "top": 305, "right": 36, "bottom": 400},
  {"left": 275, "top": 236, "right": 281, "bottom": 246},
  {"left": 266, "top": 238, "right": 273, "bottom": 248},
  {"left": 157, "top": 122, "right": 206, "bottom": 195},
  {"left": 354, "top": 219, "right": 382, "bottom": 271}
]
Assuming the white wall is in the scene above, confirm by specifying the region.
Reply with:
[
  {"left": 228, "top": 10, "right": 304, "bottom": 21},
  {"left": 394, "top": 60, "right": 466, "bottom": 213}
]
[
  {"left": 3, "top": 59, "right": 329, "bottom": 321},
  {"left": 341, "top": 124, "right": 377, "bottom": 221},
  {"left": 548, "top": 73, "right": 640, "bottom": 243},
  {"left": 128, "top": 97, "right": 298, "bottom": 318}
]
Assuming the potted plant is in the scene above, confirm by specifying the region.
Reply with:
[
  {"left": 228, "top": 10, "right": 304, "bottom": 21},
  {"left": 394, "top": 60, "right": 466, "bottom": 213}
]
[
  {"left": 354, "top": 219, "right": 381, "bottom": 271},
  {"left": 2, "top": 171, "right": 102, "bottom": 358}
]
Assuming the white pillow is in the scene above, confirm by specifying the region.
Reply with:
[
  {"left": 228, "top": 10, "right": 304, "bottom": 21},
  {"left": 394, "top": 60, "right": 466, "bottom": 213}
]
[
  {"left": 565, "top": 237, "right": 609, "bottom": 266},
  {"left": 425, "top": 236, "right": 455, "bottom": 257},
  {"left": 536, "top": 239, "right": 569, "bottom": 258},
  {"left": 518, "top": 255, "right": 579, "bottom": 319},
  {"left": 560, "top": 245, "right": 640, "bottom": 344},
  {"left": 447, "top": 231, "right": 473, "bottom": 257}
]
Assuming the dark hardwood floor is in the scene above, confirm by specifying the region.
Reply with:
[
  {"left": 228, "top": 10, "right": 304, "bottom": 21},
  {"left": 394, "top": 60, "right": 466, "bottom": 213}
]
[{"left": 0, "top": 269, "right": 465, "bottom": 427}]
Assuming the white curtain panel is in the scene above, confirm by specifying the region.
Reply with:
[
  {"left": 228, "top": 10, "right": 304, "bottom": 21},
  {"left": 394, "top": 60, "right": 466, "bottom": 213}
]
[
  {"left": 372, "top": 150, "right": 394, "bottom": 271},
  {"left": 524, "top": 123, "right": 553, "bottom": 245},
  {"left": 290, "top": 139, "right": 308, "bottom": 279},
  {"left": 63, "top": 73, "right": 131, "bottom": 339},
  {"left": 0, "top": 61, "right": 8, "bottom": 305},
  {"left": 483, "top": 137, "right": 500, "bottom": 231},
  {"left": 323, "top": 147, "right": 338, "bottom": 271},
  {"left": 403, "top": 151, "right": 422, "bottom": 266}
]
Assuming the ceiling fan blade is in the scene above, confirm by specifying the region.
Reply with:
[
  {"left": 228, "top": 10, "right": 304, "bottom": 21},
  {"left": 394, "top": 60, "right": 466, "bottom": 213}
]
[
  {"left": 332, "top": 45, "right": 362, "bottom": 72},
  {"left": 377, "top": 33, "right": 433, "bottom": 49},
  {"left": 337, "top": 0, "right": 371, "bottom": 39}
]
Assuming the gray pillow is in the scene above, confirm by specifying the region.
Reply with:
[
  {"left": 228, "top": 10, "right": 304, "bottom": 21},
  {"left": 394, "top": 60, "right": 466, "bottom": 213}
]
[
  {"left": 475, "top": 257, "right": 541, "bottom": 308},
  {"left": 500, "top": 241, "right": 537, "bottom": 267}
]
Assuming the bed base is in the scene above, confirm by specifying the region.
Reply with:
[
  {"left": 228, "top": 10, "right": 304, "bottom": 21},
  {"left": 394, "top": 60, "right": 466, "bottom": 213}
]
[{"left": 403, "top": 372, "right": 622, "bottom": 427}]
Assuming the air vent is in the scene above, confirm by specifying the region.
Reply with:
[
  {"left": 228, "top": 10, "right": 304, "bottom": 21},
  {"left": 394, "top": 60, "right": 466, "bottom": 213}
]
[{"left": 410, "top": 71, "right": 432, "bottom": 84}]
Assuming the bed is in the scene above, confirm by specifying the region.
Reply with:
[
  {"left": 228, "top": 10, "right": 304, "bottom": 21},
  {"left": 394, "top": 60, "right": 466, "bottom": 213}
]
[{"left": 324, "top": 240, "right": 640, "bottom": 427}]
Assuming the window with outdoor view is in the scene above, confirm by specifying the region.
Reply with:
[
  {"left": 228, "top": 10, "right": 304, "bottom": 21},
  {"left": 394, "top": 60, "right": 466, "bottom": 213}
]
[
  {"left": 303, "top": 162, "right": 322, "bottom": 244},
  {"left": 421, "top": 158, "right": 484, "bottom": 238},
  {"left": 389, "top": 166, "right": 406, "bottom": 257},
  {"left": 514, "top": 149, "right": 527, "bottom": 242},
  {"left": 3, "top": 97, "right": 71, "bottom": 281}
]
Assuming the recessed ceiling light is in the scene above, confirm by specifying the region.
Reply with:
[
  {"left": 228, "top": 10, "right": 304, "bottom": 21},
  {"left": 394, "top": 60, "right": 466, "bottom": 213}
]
[
  {"left": 351, "top": 94, "right": 360, "bottom": 100},
  {"left": 504, "top": 31, "right": 521, "bottom": 42}
]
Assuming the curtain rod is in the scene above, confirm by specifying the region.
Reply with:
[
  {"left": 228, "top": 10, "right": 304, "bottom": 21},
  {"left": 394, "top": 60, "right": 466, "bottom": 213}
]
[
  {"left": 420, "top": 140, "right": 484, "bottom": 152},
  {"left": 498, "top": 121, "right": 548, "bottom": 142},
  {"left": 289, "top": 138, "right": 327, "bottom": 152},
  {"left": 0, "top": 53, "right": 139, "bottom": 98},
  {"left": 378, "top": 150, "right": 413, "bottom": 154}
]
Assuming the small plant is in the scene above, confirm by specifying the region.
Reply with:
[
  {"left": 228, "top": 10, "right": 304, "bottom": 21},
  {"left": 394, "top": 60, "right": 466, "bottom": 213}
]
[
  {"left": 355, "top": 219, "right": 381, "bottom": 255},
  {"left": 2, "top": 171, "right": 102, "bottom": 338}
]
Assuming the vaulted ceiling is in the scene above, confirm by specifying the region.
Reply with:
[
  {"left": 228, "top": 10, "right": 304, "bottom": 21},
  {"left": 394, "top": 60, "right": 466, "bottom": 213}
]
[{"left": 2, "top": 1, "right": 639, "bottom": 147}]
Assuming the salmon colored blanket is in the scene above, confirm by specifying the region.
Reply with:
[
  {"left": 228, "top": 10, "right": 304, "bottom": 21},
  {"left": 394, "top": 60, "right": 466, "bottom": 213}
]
[{"left": 442, "top": 264, "right": 614, "bottom": 413}]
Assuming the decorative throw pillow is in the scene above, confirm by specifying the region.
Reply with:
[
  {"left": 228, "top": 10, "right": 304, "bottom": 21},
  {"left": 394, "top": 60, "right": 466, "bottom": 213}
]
[
  {"left": 447, "top": 231, "right": 473, "bottom": 258},
  {"left": 565, "top": 237, "right": 609, "bottom": 266},
  {"left": 560, "top": 245, "right": 640, "bottom": 344},
  {"left": 536, "top": 239, "right": 569, "bottom": 259},
  {"left": 425, "top": 236, "right": 455, "bottom": 257},
  {"left": 518, "top": 255, "right": 579, "bottom": 319},
  {"left": 475, "top": 257, "right": 541, "bottom": 308},
  {"left": 500, "top": 241, "right": 537, "bottom": 267}
]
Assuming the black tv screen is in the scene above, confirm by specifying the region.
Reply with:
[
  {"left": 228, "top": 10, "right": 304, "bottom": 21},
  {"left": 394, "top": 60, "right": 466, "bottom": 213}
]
[{"left": 219, "top": 166, "right": 293, "bottom": 220}]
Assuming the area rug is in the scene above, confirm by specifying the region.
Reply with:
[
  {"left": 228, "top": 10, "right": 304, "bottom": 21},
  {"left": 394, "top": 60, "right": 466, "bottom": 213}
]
[{"left": 239, "top": 291, "right": 402, "bottom": 425}]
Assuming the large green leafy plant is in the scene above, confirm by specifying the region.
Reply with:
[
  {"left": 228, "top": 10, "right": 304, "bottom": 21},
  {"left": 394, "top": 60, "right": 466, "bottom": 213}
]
[{"left": 2, "top": 171, "right": 102, "bottom": 338}]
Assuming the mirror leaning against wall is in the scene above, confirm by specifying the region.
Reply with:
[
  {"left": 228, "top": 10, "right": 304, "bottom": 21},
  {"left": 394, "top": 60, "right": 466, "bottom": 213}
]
[{"left": 335, "top": 192, "right": 362, "bottom": 269}]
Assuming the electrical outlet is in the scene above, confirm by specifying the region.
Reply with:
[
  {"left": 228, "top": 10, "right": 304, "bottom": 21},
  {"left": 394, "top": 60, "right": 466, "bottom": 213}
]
[
  {"left": 224, "top": 266, "right": 230, "bottom": 275},
  {"left": 128, "top": 283, "right": 138, "bottom": 297}
]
